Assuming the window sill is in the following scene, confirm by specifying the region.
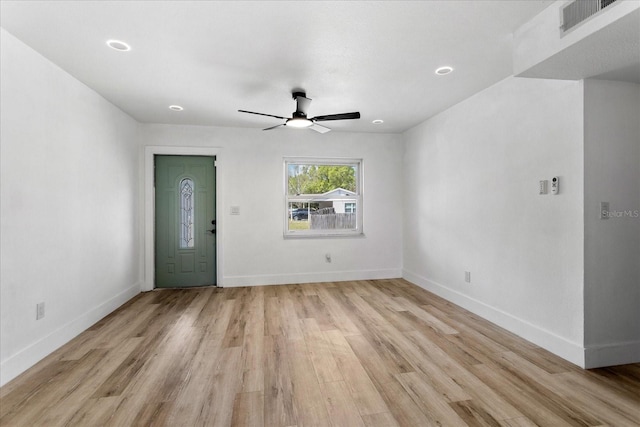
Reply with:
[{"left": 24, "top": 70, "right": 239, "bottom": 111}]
[{"left": 283, "top": 232, "right": 365, "bottom": 240}]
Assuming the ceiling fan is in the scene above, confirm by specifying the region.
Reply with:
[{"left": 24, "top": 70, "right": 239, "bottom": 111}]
[{"left": 238, "top": 91, "right": 360, "bottom": 133}]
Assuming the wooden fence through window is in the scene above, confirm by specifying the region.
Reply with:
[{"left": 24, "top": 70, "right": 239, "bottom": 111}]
[{"left": 310, "top": 207, "right": 356, "bottom": 230}]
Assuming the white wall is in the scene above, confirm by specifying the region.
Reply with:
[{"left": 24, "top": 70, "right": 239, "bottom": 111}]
[
  {"left": 402, "top": 76, "right": 586, "bottom": 365},
  {"left": 0, "top": 29, "right": 140, "bottom": 386},
  {"left": 513, "top": 0, "right": 640, "bottom": 79},
  {"left": 139, "top": 124, "right": 404, "bottom": 288},
  {"left": 583, "top": 79, "right": 640, "bottom": 367}
]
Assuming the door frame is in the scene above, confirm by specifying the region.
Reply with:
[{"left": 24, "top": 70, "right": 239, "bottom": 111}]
[{"left": 143, "top": 146, "right": 223, "bottom": 291}]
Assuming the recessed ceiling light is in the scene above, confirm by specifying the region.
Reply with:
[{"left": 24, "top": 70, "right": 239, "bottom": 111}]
[
  {"left": 372, "top": 119, "right": 384, "bottom": 124},
  {"left": 435, "top": 66, "right": 454, "bottom": 75},
  {"left": 169, "top": 105, "right": 184, "bottom": 111},
  {"left": 106, "top": 40, "right": 131, "bottom": 52}
]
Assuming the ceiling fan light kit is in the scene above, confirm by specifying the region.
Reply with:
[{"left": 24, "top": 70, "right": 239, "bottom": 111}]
[
  {"left": 286, "top": 117, "right": 313, "bottom": 128},
  {"left": 239, "top": 91, "right": 360, "bottom": 133}
]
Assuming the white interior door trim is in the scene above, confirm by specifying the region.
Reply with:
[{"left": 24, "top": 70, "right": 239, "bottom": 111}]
[{"left": 143, "top": 145, "right": 223, "bottom": 292}]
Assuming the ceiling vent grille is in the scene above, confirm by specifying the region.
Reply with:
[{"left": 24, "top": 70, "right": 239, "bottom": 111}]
[{"left": 561, "top": 0, "right": 619, "bottom": 33}]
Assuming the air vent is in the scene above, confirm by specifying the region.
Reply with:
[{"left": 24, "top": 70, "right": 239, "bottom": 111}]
[{"left": 561, "top": 0, "right": 619, "bottom": 33}]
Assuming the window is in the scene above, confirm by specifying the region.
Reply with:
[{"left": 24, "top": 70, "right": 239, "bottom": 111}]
[
  {"left": 285, "top": 158, "right": 363, "bottom": 237},
  {"left": 179, "top": 178, "right": 195, "bottom": 248},
  {"left": 345, "top": 203, "right": 356, "bottom": 213}
]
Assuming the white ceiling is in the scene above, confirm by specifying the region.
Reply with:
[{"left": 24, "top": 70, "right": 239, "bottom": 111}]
[{"left": 1, "top": 0, "right": 556, "bottom": 133}]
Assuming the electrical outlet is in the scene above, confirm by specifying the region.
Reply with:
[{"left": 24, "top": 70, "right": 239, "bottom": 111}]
[
  {"left": 465, "top": 271, "right": 471, "bottom": 283},
  {"left": 36, "top": 302, "right": 45, "bottom": 320},
  {"left": 325, "top": 253, "right": 332, "bottom": 263}
]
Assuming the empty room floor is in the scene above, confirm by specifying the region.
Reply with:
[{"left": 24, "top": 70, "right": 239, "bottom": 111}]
[{"left": 1, "top": 279, "right": 639, "bottom": 426}]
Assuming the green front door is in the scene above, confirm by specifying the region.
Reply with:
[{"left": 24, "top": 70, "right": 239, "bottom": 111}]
[{"left": 155, "top": 155, "right": 216, "bottom": 288}]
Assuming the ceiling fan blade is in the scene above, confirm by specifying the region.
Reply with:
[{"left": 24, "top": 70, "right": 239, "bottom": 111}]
[
  {"left": 311, "top": 112, "right": 361, "bottom": 121},
  {"left": 296, "top": 96, "right": 312, "bottom": 116},
  {"left": 309, "top": 123, "right": 331, "bottom": 134},
  {"left": 263, "top": 124, "right": 285, "bottom": 131},
  {"left": 238, "top": 110, "right": 288, "bottom": 120}
]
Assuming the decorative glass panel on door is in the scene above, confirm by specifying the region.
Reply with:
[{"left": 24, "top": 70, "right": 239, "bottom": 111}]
[{"left": 180, "top": 178, "right": 195, "bottom": 248}]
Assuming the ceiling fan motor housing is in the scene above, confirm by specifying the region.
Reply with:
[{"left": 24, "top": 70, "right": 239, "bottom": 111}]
[
  {"left": 292, "top": 91, "right": 310, "bottom": 117},
  {"left": 292, "top": 91, "right": 307, "bottom": 100}
]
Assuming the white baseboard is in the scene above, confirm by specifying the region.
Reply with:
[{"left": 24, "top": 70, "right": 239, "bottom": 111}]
[
  {"left": 0, "top": 282, "right": 141, "bottom": 387},
  {"left": 402, "top": 270, "right": 586, "bottom": 368},
  {"left": 222, "top": 268, "right": 402, "bottom": 288},
  {"left": 584, "top": 340, "right": 640, "bottom": 368}
]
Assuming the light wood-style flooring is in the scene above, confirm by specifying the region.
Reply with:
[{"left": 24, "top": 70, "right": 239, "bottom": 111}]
[{"left": 1, "top": 279, "right": 639, "bottom": 426}]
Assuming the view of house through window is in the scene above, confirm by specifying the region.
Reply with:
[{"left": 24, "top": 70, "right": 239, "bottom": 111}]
[{"left": 285, "top": 158, "right": 363, "bottom": 237}]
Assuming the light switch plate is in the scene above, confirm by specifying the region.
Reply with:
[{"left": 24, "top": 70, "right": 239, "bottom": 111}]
[{"left": 539, "top": 180, "right": 548, "bottom": 195}]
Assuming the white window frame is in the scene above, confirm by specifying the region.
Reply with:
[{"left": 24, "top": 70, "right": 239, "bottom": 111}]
[{"left": 284, "top": 157, "right": 363, "bottom": 238}]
